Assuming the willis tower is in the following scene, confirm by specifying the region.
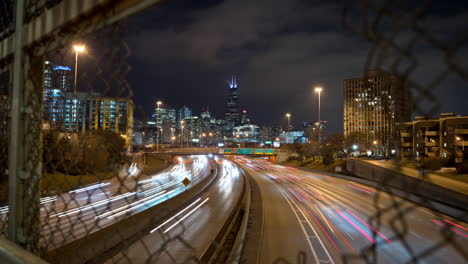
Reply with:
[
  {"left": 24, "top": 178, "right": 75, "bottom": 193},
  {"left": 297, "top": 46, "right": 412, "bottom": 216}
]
[{"left": 225, "top": 75, "right": 240, "bottom": 127}]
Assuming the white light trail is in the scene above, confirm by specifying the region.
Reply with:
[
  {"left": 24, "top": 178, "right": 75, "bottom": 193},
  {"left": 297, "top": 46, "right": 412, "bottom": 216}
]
[
  {"left": 52, "top": 192, "right": 135, "bottom": 217},
  {"left": 95, "top": 190, "right": 167, "bottom": 219},
  {"left": 164, "top": 198, "right": 210, "bottom": 234},
  {"left": 69, "top": 182, "right": 110, "bottom": 193},
  {"left": 106, "top": 190, "right": 176, "bottom": 219},
  {"left": 150, "top": 198, "right": 202, "bottom": 233}
]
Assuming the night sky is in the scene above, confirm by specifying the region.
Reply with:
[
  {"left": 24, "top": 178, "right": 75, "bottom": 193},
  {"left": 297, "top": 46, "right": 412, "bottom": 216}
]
[{"left": 125, "top": 0, "right": 468, "bottom": 133}]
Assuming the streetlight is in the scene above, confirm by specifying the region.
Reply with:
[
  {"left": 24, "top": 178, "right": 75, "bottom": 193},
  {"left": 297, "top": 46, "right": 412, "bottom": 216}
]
[
  {"left": 314, "top": 86, "right": 322, "bottom": 145},
  {"left": 180, "top": 121, "right": 184, "bottom": 148},
  {"left": 156, "top": 101, "right": 162, "bottom": 152},
  {"left": 456, "top": 136, "right": 464, "bottom": 150},
  {"left": 285, "top": 113, "right": 291, "bottom": 132},
  {"left": 171, "top": 136, "right": 176, "bottom": 147},
  {"left": 373, "top": 140, "right": 378, "bottom": 156},
  {"left": 73, "top": 45, "right": 85, "bottom": 95}
]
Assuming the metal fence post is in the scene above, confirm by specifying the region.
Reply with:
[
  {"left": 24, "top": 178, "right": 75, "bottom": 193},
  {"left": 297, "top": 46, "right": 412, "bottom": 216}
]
[{"left": 8, "top": 0, "right": 43, "bottom": 253}]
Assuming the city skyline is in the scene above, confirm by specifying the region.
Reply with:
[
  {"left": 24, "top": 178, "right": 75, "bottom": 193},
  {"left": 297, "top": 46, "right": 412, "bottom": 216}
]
[{"left": 125, "top": 0, "right": 468, "bottom": 133}]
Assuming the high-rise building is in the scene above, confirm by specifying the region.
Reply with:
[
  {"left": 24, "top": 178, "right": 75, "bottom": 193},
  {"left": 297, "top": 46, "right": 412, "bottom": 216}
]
[
  {"left": 200, "top": 107, "right": 214, "bottom": 132},
  {"left": 233, "top": 124, "right": 261, "bottom": 143},
  {"left": 63, "top": 92, "right": 90, "bottom": 132},
  {"left": 344, "top": 70, "right": 411, "bottom": 155},
  {"left": 225, "top": 75, "right": 240, "bottom": 127},
  {"left": 183, "top": 116, "right": 201, "bottom": 146},
  {"left": 43, "top": 61, "right": 72, "bottom": 130},
  {"left": 154, "top": 103, "right": 176, "bottom": 129},
  {"left": 54, "top": 65, "right": 72, "bottom": 92},
  {"left": 88, "top": 97, "right": 134, "bottom": 146},
  {"left": 240, "top": 110, "right": 250, "bottom": 125},
  {"left": 178, "top": 106, "right": 192, "bottom": 128}
]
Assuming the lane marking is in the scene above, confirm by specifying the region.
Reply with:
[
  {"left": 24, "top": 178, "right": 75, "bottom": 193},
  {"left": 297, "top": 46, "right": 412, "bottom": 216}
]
[
  {"left": 281, "top": 190, "right": 336, "bottom": 264},
  {"left": 280, "top": 190, "right": 320, "bottom": 264}
]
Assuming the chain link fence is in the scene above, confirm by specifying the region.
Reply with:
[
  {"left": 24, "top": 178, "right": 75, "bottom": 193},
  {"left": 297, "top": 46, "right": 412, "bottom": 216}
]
[
  {"left": 342, "top": 0, "right": 468, "bottom": 263},
  {"left": 0, "top": 0, "right": 466, "bottom": 263},
  {"left": 0, "top": 0, "right": 240, "bottom": 263}
]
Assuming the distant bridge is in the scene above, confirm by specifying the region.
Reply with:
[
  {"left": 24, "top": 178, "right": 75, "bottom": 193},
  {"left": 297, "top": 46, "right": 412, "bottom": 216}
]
[{"left": 150, "top": 148, "right": 291, "bottom": 163}]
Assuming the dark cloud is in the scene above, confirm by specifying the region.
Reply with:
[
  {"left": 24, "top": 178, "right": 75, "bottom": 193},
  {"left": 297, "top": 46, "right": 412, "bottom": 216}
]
[{"left": 127, "top": 0, "right": 468, "bottom": 132}]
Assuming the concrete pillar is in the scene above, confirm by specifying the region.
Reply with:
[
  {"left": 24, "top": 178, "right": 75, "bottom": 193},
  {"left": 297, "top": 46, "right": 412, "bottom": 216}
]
[{"left": 268, "top": 155, "right": 278, "bottom": 164}]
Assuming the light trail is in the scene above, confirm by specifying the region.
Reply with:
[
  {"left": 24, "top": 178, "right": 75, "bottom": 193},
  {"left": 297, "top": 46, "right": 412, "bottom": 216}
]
[
  {"left": 52, "top": 192, "right": 136, "bottom": 217},
  {"left": 95, "top": 190, "right": 167, "bottom": 219},
  {"left": 308, "top": 209, "right": 341, "bottom": 252},
  {"left": 150, "top": 198, "right": 202, "bottom": 233},
  {"left": 164, "top": 198, "right": 210, "bottom": 234},
  {"left": 107, "top": 191, "right": 175, "bottom": 219},
  {"left": 432, "top": 220, "right": 468, "bottom": 238},
  {"left": 346, "top": 209, "right": 392, "bottom": 244},
  {"left": 69, "top": 182, "right": 110, "bottom": 193},
  {"left": 335, "top": 209, "right": 376, "bottom": 244}
]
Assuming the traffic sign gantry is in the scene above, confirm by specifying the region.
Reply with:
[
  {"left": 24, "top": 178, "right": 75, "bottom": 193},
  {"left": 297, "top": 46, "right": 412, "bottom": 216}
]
[{"left": 182, "top": 178, "right": 191, "bottom": 187}]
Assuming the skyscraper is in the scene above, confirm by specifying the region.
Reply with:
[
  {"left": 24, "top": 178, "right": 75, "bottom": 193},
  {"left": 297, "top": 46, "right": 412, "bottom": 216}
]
[
  {"left": 43, "top": 61, "right": 72, "bottom": 130},
  {"left": 343, "top": 69, "right": 411, "bottom": 155},
  {"left": 225, "top": 75, "right": 240, "bottom": 127},
  {"left": 178, "top": 106, "right": 192, "bottom": 129},
  {"left": 154, "top": 102, "right": 176, "bottom": 143}
]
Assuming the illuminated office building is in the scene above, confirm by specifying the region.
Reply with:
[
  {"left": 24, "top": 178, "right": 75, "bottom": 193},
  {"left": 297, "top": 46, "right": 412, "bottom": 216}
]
[
  {"left": 43, "top": 61, "right": 72, "bottom": 130},
  {"left": 344, "top": 70, "right": 411, "bottom": 155},
  {"left": 88, "top": 97, "right": 134, "bottom": 146}
]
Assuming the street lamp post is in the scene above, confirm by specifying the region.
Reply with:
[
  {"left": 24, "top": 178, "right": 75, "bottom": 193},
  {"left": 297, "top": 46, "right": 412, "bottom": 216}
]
[
  {"left": 156, "top": 101, "right": 162, "bottom": 152},
  {"left": 285, "top": 113, "right": 291, "bottom": 132},
  {"left": 180, "top": 120, "right": 184, "bottom": 148},
  {"left": 373, "top": 140, "right": 378, "bottom": 156},
  {"left": 456, "top": 136, "right": 465, "bottom": 150},
  {"left": 73, "top": 45, "right": 85, "bottom": 133},
  {"left": 314, "top": 86, "right": 323, "bottom": 145},
  {"left": 73, "top": 45, "right": 85, "bottom": 95}
]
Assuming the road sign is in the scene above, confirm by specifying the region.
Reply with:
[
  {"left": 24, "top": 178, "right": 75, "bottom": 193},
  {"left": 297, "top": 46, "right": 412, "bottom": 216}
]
[
  {"left": 182, "top": 178, "right": 191, "bottom": 187},
  {"left": 254, "top": 148, "right": 264, "bottom": 154},
  {"left": 265, "top": 149, "right": 274, "bottom": 155},
  {"left": 237, "top": 148, "right": 252, "bottom": 155},
  {"left": 224, "top": 149, "right": 232, "bottom": 154}
]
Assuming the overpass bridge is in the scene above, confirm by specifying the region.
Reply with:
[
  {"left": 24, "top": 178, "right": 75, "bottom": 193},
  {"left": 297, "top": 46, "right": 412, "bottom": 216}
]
[{"left": 149, "top": 148, "right": 291, "bottom": 163}]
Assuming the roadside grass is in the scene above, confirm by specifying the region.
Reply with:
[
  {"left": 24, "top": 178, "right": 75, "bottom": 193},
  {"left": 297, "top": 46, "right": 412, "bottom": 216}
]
[{"left": 142, "top": 154, "right": 168, "bottom": 175}]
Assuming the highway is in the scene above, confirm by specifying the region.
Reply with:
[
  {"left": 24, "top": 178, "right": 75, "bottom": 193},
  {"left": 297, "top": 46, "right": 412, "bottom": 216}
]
[
  {"left": 107, "top": 157, "right": 244, "bottom": 263},
  {"left": 236, "top": 157, "right": 468, "bottom": 264},
  {"left": 0, "top": 155, "right": 213, "bottom": 250}
]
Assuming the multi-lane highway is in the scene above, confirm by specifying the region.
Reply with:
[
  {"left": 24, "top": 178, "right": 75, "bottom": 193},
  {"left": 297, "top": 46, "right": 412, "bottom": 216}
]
[
  {"left": 107, "top": 157, "right": 243, "bottom": 263},
  {"left": 237, "top": 157, "right": 468, "bottom": 264},
  {"left": 0, "top": 155, "right": 213, "bottom": 250}
]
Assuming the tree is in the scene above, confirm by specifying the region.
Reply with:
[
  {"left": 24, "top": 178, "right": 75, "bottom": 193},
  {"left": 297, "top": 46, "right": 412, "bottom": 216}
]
[{"left": 324, "top": 133, "right": 345, "bottom": 157}]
